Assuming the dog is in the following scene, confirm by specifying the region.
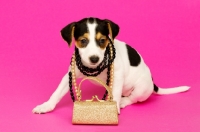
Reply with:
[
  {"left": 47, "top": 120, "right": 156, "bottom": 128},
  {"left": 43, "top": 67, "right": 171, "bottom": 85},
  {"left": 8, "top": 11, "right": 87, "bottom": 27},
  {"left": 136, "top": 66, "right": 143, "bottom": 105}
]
[{"left": 32, "top": 17, "right": 190, "bottom": 114}]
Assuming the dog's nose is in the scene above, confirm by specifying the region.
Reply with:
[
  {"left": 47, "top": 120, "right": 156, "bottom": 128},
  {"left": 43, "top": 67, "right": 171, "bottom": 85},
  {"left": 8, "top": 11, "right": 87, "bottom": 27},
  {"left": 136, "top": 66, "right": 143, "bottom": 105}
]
[{"left": 89, "top": 56, "right": 99, "bottom": 64}]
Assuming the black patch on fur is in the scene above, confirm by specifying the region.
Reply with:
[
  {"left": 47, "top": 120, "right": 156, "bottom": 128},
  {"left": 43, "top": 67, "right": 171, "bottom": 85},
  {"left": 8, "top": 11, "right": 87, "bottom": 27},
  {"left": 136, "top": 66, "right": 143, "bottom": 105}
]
[
  {"left": 95, "top": 18, "right": 119, "bottom": 40},
  {"left": 126, "top": 44, "right": 141, "bottom": 66},
  {"left": 96, "top": 18, "right": 109, "bottom": 36},
  {"left": 61, "top": 17, "right": 119, "bottom": 45},
  {"left": 73, "top": 18, "right": 88, "bottom": 40},
  {"left": 154, "top": 84, "right": 159, "bottom": 92},
  {"left": 88, "top": 17, "right": 95, "bottom": 23},
  {"left": 105, "top": 19, "right": 119, "bottom": 39},
  {"left": 60, "top": 18, "right": 88, "bottom": 45},
  {"left": 60, "top": 22, "right": 76, "bottom": 45}
]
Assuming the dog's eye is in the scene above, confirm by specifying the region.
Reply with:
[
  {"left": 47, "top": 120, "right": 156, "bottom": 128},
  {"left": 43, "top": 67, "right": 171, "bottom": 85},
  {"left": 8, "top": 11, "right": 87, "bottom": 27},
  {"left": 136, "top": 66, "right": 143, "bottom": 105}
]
[
  {"left": 99, "top": 39, "right": 105, "bottom": 44},
  {"left": 80, "top": 39, "right": 88, "bottom": 47}
]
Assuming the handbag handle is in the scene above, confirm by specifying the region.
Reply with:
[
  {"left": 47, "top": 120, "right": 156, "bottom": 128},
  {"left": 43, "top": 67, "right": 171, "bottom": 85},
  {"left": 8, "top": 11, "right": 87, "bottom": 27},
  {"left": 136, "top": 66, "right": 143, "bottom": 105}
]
[{"left": 77, "top": 77, "right": 113, "bottom": 101}]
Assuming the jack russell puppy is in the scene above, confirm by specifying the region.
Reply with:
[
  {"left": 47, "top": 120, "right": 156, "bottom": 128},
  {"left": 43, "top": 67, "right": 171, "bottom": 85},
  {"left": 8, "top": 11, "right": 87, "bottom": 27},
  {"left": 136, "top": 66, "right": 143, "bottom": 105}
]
[{"left": 32, "top": 17, "right": 190, "bottom": 114}]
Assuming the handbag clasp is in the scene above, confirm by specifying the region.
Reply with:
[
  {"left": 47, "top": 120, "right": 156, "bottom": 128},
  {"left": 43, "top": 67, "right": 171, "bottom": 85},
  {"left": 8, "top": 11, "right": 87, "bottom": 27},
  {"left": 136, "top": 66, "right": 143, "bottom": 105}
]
[{"left": 86, "top": 95, "right": 104, "bottom": 102}]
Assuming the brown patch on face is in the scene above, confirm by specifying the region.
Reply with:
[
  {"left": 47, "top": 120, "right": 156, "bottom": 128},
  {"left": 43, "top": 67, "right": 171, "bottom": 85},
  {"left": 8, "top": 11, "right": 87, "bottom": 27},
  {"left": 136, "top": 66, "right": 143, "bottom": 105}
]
[
  {"left": 75, "top": 33, "right": 89, "bottom": 48},
  {"left": 96, "top": 32, "right": 109, "bottom": 49},
  {"left": 96, "top": 32, "right": 103, "bottom": 40}
]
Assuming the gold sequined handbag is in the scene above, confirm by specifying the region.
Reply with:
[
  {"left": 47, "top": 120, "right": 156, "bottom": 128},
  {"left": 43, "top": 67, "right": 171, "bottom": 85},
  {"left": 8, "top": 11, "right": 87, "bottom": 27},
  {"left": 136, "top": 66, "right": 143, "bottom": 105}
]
[{"left": 72, "top": 77, "right": 118, "bottom": 125}]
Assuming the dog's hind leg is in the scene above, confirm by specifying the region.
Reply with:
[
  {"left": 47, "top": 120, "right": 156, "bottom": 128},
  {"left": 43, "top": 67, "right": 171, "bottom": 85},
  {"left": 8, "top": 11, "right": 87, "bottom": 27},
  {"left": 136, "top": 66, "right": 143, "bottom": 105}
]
[
  {"left": 120, "top": 83, "right": 153, "bottom": 108},
  {"left": 120, "top": 89, "right": 152, "bottom": 108}
]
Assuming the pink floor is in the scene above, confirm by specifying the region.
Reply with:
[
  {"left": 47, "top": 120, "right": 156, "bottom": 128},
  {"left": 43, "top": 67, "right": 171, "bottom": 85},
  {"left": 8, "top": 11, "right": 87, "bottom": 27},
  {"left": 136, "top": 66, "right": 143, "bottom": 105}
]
[{"left": 1, "top": 0, "right": 200, "bottom": 132}]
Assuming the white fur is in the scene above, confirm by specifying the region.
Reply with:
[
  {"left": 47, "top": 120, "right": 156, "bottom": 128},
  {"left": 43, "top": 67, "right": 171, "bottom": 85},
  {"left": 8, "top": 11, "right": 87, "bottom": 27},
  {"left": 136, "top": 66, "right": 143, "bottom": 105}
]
[
  {"left": 32, "top": 23, "right": 190, "bottom": 114},
  {"left": 79, "top": 23, "right": 105, "bottom": 67}
]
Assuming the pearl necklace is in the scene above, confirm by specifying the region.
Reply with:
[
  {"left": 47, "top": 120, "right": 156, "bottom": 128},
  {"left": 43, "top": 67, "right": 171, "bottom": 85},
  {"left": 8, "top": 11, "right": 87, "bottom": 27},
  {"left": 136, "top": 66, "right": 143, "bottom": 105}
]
[{"left": 70, "top": 43, "right": 115, "bottom": 101}]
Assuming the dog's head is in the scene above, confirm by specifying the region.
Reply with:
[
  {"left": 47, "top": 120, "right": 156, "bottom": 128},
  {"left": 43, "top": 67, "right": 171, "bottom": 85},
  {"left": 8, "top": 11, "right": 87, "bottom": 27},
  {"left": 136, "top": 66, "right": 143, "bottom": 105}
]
[{"left": 61, "top": 17, "right": 119, "bottom": 68}]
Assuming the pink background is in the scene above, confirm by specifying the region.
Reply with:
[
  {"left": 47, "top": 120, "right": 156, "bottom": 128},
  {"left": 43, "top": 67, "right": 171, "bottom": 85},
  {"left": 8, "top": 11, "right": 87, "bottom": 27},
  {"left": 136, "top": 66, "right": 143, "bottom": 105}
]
[{"left": 0, "top": 0, "right": 200, "bottom": 131}]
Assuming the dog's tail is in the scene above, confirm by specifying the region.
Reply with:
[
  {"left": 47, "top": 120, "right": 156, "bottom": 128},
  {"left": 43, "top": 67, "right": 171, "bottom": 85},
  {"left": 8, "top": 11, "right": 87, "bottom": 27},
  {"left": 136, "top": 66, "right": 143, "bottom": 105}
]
[{"left": 153, "top": 84, "right": 190, "bottom": 95}]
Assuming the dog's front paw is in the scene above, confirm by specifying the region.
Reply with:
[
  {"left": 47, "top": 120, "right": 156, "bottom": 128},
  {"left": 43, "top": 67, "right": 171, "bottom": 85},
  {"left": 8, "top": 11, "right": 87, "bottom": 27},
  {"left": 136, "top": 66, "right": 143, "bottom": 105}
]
[
  {"left": 32, "top": 101, "right": 55, "bottom": 114},
  {"left": 120, "top": 97, "right": 132, "bottom": 108}
]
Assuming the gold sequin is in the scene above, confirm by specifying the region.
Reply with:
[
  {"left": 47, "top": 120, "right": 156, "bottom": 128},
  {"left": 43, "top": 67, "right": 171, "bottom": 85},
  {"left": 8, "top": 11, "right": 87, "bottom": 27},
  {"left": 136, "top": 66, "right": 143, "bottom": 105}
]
[{"left": 72, "top": 101, "right": 118, "bottom": 125}]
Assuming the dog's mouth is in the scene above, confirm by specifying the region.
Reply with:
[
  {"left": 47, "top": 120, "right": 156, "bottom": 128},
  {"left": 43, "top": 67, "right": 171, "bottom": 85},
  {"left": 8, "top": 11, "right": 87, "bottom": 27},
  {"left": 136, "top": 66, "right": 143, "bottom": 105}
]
[
  {"left": 89, "top": 62, "right": 99, "bottom": 67},
  {"left": 80, "top": 59, "right": 100, "bottom": 68}
]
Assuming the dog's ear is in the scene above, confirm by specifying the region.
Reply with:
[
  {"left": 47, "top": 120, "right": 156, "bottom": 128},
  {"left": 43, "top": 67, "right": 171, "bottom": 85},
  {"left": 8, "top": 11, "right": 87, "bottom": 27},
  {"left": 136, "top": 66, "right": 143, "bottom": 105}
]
[
  {"left": 60, "top": 22, "right": 76, "bottom": 47},
  {"left": 105, "top": 19, "right": 119, "bottom": 42}
]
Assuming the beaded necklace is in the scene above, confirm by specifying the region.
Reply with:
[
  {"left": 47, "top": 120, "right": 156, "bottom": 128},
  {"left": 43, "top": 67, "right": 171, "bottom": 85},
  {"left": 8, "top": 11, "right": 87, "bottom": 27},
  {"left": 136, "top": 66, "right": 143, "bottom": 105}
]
[{"left": 68, "top": 39, "right": 116, "bottom": 102}]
